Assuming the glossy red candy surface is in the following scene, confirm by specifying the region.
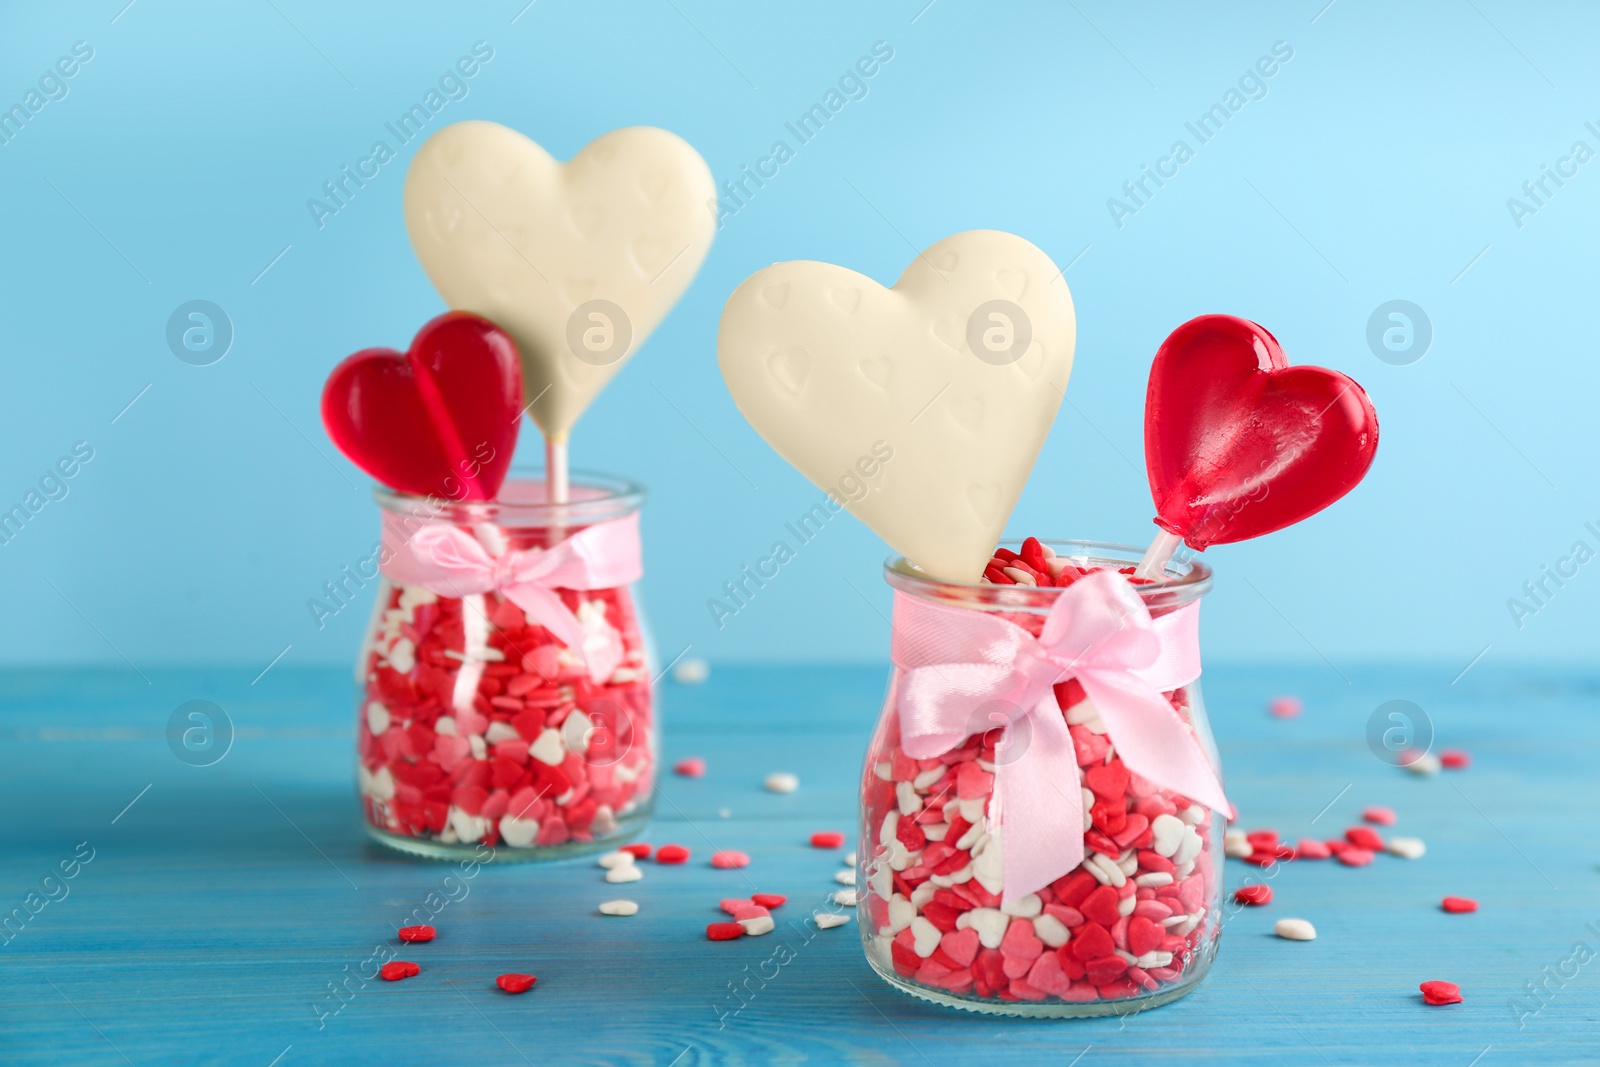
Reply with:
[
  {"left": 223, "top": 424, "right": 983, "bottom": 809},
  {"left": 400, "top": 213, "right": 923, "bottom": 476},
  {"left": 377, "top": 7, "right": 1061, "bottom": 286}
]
[
  {"left": 1144, "top": 315, "right": 1378, "bottom": 550},
  {"left": 322, "top": 310, "right": 522, "bottom": 501}
]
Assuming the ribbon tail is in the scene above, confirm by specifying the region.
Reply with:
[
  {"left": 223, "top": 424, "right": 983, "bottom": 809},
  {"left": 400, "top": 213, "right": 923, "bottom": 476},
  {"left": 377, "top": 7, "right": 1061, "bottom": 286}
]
[
  {"left": 996, "top": 696, "right": 1084, "bottom": 905},
  {"left": 1077, "top": 669, "right": 1231, "bottom": 817}
]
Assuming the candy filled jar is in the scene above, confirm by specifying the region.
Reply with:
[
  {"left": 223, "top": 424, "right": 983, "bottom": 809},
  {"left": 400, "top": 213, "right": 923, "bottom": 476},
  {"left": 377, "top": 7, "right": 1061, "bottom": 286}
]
[
  {"left": 858, "top": 540, "right": 1227, "bottom": 1017},
  {"left": 357, "top": 474, "right": 655, "bottom": 860}
]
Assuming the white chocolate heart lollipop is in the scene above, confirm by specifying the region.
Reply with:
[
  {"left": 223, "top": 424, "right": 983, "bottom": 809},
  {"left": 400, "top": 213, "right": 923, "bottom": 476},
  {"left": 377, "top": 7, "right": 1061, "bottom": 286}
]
[
  {"left": 718, "top": 230, "right": 1075, "bottom": 582},
  {"left": 404, "top": 121, "right": 715, "bottom": 443}
]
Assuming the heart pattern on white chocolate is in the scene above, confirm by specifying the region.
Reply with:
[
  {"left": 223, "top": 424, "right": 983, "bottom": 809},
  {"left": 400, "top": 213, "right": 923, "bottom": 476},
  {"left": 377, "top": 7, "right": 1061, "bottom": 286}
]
[
  {"left": 718, "top": 230, "right": 1075, "bottom": 581},
  {"left": 404, "top": 122, "right": 715, "bottom": 439}
]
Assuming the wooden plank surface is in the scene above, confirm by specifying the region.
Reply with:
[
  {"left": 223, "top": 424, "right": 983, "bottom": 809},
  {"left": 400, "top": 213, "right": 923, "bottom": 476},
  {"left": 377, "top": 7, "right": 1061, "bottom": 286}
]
[{"left": 0, "top": 662, "right": 1595, "bottom": 1065}]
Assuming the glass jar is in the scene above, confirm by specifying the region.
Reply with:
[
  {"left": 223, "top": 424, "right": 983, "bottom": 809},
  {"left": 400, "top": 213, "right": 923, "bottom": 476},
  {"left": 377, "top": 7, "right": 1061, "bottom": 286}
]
[
  {"left": 858, "top": 540, "right": 1223, "bottom": 1017},
  {"left": 356, "top": 474, "right": 655, "bottom": 861}
]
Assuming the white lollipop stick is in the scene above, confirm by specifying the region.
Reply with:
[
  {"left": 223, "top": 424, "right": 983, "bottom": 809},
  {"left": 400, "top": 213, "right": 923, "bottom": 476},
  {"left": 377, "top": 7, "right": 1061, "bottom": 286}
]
[
  {"left": 546, "top": 435, "right": 569, "bottom": 505},
  {"left": 1134, "top": 529, "right": 1184, "bottom": 580}
]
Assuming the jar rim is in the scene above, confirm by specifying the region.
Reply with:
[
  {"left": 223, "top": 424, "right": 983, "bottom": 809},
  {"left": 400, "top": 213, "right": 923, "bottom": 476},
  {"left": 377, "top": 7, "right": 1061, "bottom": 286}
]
[
  {"left": 884, "top": 538, "right": 1211, "bottom": 610},
  {"left": 373, "top": 469, "right": 645, "bottom": 525}
]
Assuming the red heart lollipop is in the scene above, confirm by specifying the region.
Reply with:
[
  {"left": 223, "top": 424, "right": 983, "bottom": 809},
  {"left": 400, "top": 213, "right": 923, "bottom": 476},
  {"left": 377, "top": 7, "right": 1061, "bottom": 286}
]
[
  {"left": 321, "top": 311, "right": 522, "bottom": 501},
  {"left": 1145, "top": 314, "right": 1377, "bottom": 549}
]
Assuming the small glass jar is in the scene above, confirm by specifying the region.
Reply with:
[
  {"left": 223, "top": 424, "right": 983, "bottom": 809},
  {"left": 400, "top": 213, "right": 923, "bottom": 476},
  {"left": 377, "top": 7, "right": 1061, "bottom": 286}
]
[
  {"left": 858, "top": 540, "right": 1222, "bottom": 1017},
  {"left": 356, "top": 474, "right": 655, "bottom": 861}
]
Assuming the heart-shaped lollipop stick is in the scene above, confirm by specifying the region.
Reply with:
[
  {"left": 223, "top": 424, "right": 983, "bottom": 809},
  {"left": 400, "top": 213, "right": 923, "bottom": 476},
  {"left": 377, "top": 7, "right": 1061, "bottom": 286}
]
[
  {"left": 719, "top": 230, "right": 1075, "bottom": 582},
  {"left": 1135, "top": 314, "right": 1378, "bottom": 576},
  {"left": 321, "top": 311, "right": 523, "bottom": 501},
  {"left": 403, "top": 121, "right": 715, "bottom": 502}
]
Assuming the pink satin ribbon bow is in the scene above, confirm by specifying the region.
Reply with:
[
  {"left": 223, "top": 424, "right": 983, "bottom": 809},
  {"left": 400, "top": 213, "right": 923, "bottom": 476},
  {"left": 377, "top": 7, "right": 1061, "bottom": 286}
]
[
  {"left": 380, "top": 512, "right": 642, "bottom": 684},
  {"left": 891, "top": 569, "right": 1230, "bottom": 904}
]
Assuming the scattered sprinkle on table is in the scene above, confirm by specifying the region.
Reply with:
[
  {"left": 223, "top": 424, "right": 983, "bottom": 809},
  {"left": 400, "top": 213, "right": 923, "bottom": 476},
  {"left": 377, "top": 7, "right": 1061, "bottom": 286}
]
[
  {"left": 1442, "top": 896, "right": 1479, "bottom": 913},
  {"left": 1224, "top": 830, "right": 1252, "bottom": 858},
  {"left": 605, "top": 864, "right": 643, "bottom": 883},
  {"left": 1269, "top": 696, "right": 1302, "bottom": 718},
  {"left": 672, "top": 657, "right": 710, "bottom": 684},
  {"left": 673, "top": 757, "right": 706, "bottom": 778},
  {"left": 1345, "top": 826, "right": 1385, "bottom": 851},
  {"left": 765, "top": 772, "right": 799, "bottom": 794},
  {"left": 1233, "top": 885, "right": 1272, "bottom": 906},
  {"left": 1362, "top": 806, "right": 1396, "bottom": 826},
  {"left": 843, "top": 852, "right": 855, "bottom": 866},
  {"left": 599, "top": 900, "right": 639, "bottom": 916},
  {"left": 711, "top": 850, "right": 750, "bottom": 869},
  {"left": 496, "top": 973, "right": 537, "bottom": 994},
  {"left": 814, "top": 912, "right": 850, "bottom": 929},
  {"left": 1404, "top": 751, "right": 1441, "bottom": 775},
  {"left": 707, "top": 921, "right": 745, "bottom": 941},
  {"left": 832, "top": 889, "right": 857, "bottom": 907},
  {"left": 655, "top": 844, "right": 690, "bottom": 864},
  {"left": 1440, "top": 749, "right": 1471, "bottom": 769},
  {"left": 381, "top": 961, "right": 420, "bottom": 981},
  {"left": 740, "top": 915, "right": 775, "bottom": 936},
  {"left": 1387, "top": 836, "right": 1426, "bottom": 860},
  {"left": 1420, "top": 980, "right": 1462, "bottom": 1005},
  {"left": 834, "top": 869, "right": 856, "bottom": 885},
  {"left": 810, "top": 831, "right": 846, "bottom": 848},
  {"left": 752, "top": 893, "right": 786, "bottom": 909},
  {"left": 1275, "top": 919, "right": 1316, "bottom": 941},
  {"left": 398, "top": 925, "right": 435, "bottom": 942},
  {"left": 597, "top": 850, "right": 635, "bottom": 869},
  {"left": 1338, "top": 847, "right": 1375, "bottom": 867},
  {"left": 621, "top": 843, "right": 652, "bottom": 859},
  {"left": 1295, "top": 838, "right": 1332, "bottom": 859}
]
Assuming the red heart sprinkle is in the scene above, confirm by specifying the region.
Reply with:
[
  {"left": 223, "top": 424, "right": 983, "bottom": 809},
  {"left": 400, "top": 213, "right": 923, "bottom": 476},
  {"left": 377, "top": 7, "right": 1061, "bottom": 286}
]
[
  {"left": 1345, "top": 826, "right": 1385, "bottom": 851},
  {"left": 751, "top": 893, "right": 787, "bottom": 909},
  {"left": 621, "top": 843, "right": 652, "bottom": 859},
  {"left": 707, "top": 921, "right": 746, "bottom": 941},
  {"left": 1440, "top": 749, "right": 1471, "bottom": 769},
  {"left": 1144, "top": 314, "right": 1378, "bottom": 549},
  {"left": 397, "top": 925, "right": 435, "bottom": 942},
  {"left": 655, "top": 844, "right": 690, "bottom": 864},
  {"left": 321, "top": 310, "right": 522, "bottom": 500},
  {"left": 711, "top": 850, "right": 749, "bottom": 869},
  {"left": 810, "top": 831, "right": 846, "bottom": 849},
  {"left": 380, "top": 961, "right": 419, "bottom": 981},
  {"left": 1127, "top": 915, "right": 1164, "bottom": 956},
  {"left": 1420, "top": 980, "right": 1462, "bottom": 1005},
  {"left": 1233, "top": 885, "right": 1273, "bottom": 906},
  {"left": 496, "top": 973, "right": 537, "bottom": 994},
  {"left": 1078, "top": 885, "right": 1122, "bottom": 927},
  {"left": 1441, "top": 896, "right": 1479, "bottom": 914}
]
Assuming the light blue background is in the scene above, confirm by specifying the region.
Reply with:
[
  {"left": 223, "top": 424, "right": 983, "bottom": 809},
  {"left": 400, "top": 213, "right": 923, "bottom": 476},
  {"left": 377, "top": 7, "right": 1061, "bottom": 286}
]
[{"left": 0, "top": 0, "right": 1593, "bottom": 679}]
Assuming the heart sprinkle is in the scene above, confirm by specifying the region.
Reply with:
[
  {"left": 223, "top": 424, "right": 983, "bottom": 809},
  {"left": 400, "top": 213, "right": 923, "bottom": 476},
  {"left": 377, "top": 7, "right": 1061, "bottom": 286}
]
[
  {"left": 496, "top": 973, "right": 537, "bottom": 994},
  {"left": 654, "top": 844, "right": 690, "bottom": 865},
  {"left": 1420, "top": 980, "right": 1463, "bottom": 1005},
  {"left": 381, "top": 961, "right": 420, "bottom": 981},
  {"left": 397, "top": 925, "right": 435, "bottom": 942}
]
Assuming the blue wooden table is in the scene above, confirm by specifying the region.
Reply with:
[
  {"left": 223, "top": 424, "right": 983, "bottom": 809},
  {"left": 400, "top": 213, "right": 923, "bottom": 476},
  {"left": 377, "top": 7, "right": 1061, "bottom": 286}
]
[{"left": 2, "top": 662, "right": 1595, "bottom": 1065}]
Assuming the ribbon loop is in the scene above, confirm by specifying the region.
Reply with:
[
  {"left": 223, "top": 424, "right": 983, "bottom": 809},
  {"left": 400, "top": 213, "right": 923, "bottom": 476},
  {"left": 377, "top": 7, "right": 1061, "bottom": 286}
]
[
  {"left": 890, "top": 569, "right": 1228, "bottom": 904},
  {"left": 380, "top": 512, "right": 642, "bottom": 684}
]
